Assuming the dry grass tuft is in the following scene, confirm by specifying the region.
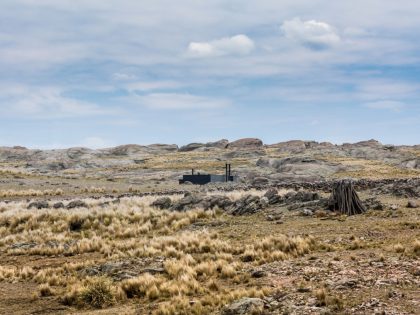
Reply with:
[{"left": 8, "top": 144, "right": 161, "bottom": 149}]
[
  {"left": 412, "top": 239, "right": 420, "bottom": 256},
  {"left": 39, "top": 283, "right": 54, "bottom": 297},
  {"left": 79, "top": 277, "right": 115, "bottom": 308},
  {"left": 314, "top": 287, "right": 344, "bottom": 310},
  {"left": 394, "top": 243, "right": 405, "bottom": 253}
]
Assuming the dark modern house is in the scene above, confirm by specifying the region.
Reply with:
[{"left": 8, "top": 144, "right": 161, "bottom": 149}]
[{"left": 179, "top": 163, "right": 237, "bottom": 185}]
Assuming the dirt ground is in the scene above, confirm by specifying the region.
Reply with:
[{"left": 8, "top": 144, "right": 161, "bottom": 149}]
[{"left": 0, "top": 189, "right": 418, "bottom": 315}]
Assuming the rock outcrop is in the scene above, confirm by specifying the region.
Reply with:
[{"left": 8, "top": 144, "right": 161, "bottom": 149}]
[
  {"left": 227, "top": 138, "right": 263, "bottom": 150},
  {"left": 179, "top": 143, "right": 205, "bottom": 152},
  {"left": 257, "top": 156, "right": 347, "bottom": 180},
  {"left": 151, "top": 197, "right": 172, "bottom": 209},
  {"left": 222, "top": 298, "right": 265, "bottom": 315}
]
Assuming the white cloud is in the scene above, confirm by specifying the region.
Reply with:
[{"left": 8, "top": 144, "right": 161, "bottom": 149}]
[
  {"left": 187, "top": 34, "right": 255, "bottom": 58},
  {"left": 135, "top": 93, "right": 231, "bottom": 110},
  {"left": 364, "top": 100, "right": 405, "bottom": 111},
  {"left": 0, "top": 86, "right": 116, "bottom": 119},
  {"left": 112, "top": 73, "right": 137, "bottom": 81},
  {"left": 356, "top": 80, "right": 419, "bottom": 101},
  {"left": 125, "top": 81, "right": 182, "bottom": 92},
  {"left": 281, "top": 18, "right": 340, "bottom": 49}
]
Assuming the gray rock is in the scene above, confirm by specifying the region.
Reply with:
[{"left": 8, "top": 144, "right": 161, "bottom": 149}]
[
  {"left": 28, "top": 201, "right": 49, "bottom": 209},
  {"left": 407, "top": 200, "right": 418, "bottom": 208},
  {"left": 334, "top": 278, "right": 358, "bottom": 290},
  {"left": 179, "top": 143, "right": 205, "bottom": 152},
  {"left": 365, "top": 198, "right": 384, "bottom": 210},
  {"left": 227, "top": 138, "right": 263, "bottom": 149},
  {"left": 301, "top": 208, "right": 314, "bottom": 216},
  {"left": 146, "top": 144, "right": 179, "bottom": 152},
  {"left": 257, "top": 156, "right": 347, "bottom": 180},
  {"left": 230, "top": 195, "right": 266, "bottom": 215},
  {"left": 264, "top": 188, "right": 282, "bottom": 204},
  {"left": 222, "top": 297, "right": 264, "bottom": 315},
  {"left": 66, "top": 200, "right": 88, "bottom": 209},
  {"left": 108, "top": 144, "right": 147, "bottom": 156},
  {"left": 171, "top": 194, "right": 205, "bottom": 211},
  {"left": 53, "top": 202, "right": 65, "bottom": 209},
  {"left": 260, "top": 196, "right": 269, "bottom": 208},
  {"left": 267, "top": 140, "right": 307, "bottom": 153},
  {"left": 151, "top": 197, "right": 172, "bottom": 210},
  {"left": 200, "top": 195, "right": 233, "bottom": 211},
  {"left": 251, "top": 270, "right": 266, "bottom": 278},
  {"left": 252, "top": 177, "right": 269, "bottom": 186},
  {"left": 205, "top": 139, "right": 229, "bottom": 148},
  {"left": 285, "top": 191, "right": 320, "bottom": 204},
  {"left": 10, "top": 242, "right": 37, "bottom": 249}
]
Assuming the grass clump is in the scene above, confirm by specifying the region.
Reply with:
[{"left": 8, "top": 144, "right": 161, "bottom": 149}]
[
  {"left": 38, "top": 283, "right": 54, "bottom": 297},
  {"left": 79, "top": 277, "right": 115, "bottom": 308},
  {"left": 394, "top": 243, "right": 405, "bottom": 253},
  {"left": 314, "top": 288, "right": 344, "bottom": 310}
]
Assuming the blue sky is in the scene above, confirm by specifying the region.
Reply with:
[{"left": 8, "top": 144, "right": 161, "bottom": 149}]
[{"left": 1, "top": 0, "right": 419, "bottom": 148}]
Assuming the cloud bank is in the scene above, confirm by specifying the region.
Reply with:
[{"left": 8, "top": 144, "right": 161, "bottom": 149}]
[
  {"left": 187, "top": 34, "right": 255, "bottom": 58},
  {"left": 281, "top": 18, "right": 340, "bottom": 49}
]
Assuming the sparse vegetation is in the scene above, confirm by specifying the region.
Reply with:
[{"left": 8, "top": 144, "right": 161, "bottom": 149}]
[{"left": 0, "top": 141, "right": 418, "bottom": 314}]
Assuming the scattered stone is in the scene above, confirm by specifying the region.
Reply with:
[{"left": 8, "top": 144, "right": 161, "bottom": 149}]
[
  {"left": 205, "top": 139, "right": 229, "bottom": 149},
  {"left": 27, "top": 201, "right": 49, "bottom": 209},
  {"left": 10, "top": 242, "right": 37, "bottom": 249},
  {"left": 364, "top": 198, "right": 384, "bottom": 211},
  {"left": 264, "top": 188, "right": 282, "bottom": 204},
  {"left": 333, "top": 278, "right": 358, "bottom": 290},
  {"left": 230, "top": 195, "right": 266, "bottom": 215},
  {"left": 179, "top": 143, "right": 205, "bottom": 152},
  {"left": 222, "top": 297, "right": 265, "bottom": 315},
  {"left": 227, "top": 138, "right": 263, "bottom": 150},
  {"left": 389, "top": 204, "right": 398, "bottom": 211},
  {"left": 200, "top": 195, "right": 233, "bottom": 211},
  {"left": 252, "top": 177, "right": 269, "bottom": 186},
  {"left": 296, "top": 287, "right": 311, "bottom": 293},
  {"left": 53, "top": 202, "right": 65, "bottom": 209},
  {"left": 407, "top": 200, "right": 418, "bottom": 208},
  {"left": 251, "top": 270, "right": 266, "bottom": 278},
  {"left": 171, "top": 194, "right": 205, "bottom": 211},
  {"left": 151, "top": 197, "right": 172, "bottom": 210},
  {"left": 301, "top": 208, "right": 314, "bottom": 216},
  {"left": 66, "top": 200, "right": 88, "bottom": 209}
]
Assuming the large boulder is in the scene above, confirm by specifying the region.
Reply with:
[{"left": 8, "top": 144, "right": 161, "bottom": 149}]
[
  {"left": 400, "top": 159, "right": 420, "bottom": 169},
  {"left": 353, "top": 139, "right": 382, "bottom": 147},
  {"left": 200, "top": 195, "right": 233, "bottom": 210},
  {"left": 151, "top": 197, "right": 172, "bottom": 210},
  {"left": 407, "top": 200, "right": 418, "bottom": 208},
  {"left": 66, "top": 200, "right": 88, "bottom": 209},
  {"left": 251, "top": 176, "right": 269, "bottom": 186},
  {"left": 108, "top": 144, "right": 147, "bottom": 156},
  {"left": 222, "top": 297, "right": 264, "bottom": 315},
  {"left": 257, "top": 156, "right": 346, "bottom": 180},
  {"left": 268, "top": 140, "right": 306, "bottom": 153},
  {"left": 147, "top": 144, "right": 179, "bottom": 152},
  {"left": 227, "top": 138, "right": 263, "bottom": 150},
  {"left": 264, "top": 188, "right": 282, "bottom": 204},
  {"left": 170, "top": 193, "right": 233, "bottom": 211},
  {"left": 66, "top": 147, "right": 93, "bottom": 159},
  {"left": 179, "top": 143, "right": 205, "bottom": 152},
  {"left": 205, "top": 139, "right": 229, "bottom": 149},
  {"left": 28, "top": 201, "right": 49, "bottom": 210},
  {"left": 229, "top": 195, "right": 266, "bottom": 215},
  {"left": 170, "top": 193, "right": 205, "bottom": 211}
]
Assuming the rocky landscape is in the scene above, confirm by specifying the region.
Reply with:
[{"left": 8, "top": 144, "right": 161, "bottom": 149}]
[{"left": 0, "top": 139, "right": 419, "bottom": 314}]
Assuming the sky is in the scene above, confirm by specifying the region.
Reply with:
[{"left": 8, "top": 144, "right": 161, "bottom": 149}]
[{"left": 1, "top": 0, "right": 420, "bottom": 149}]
